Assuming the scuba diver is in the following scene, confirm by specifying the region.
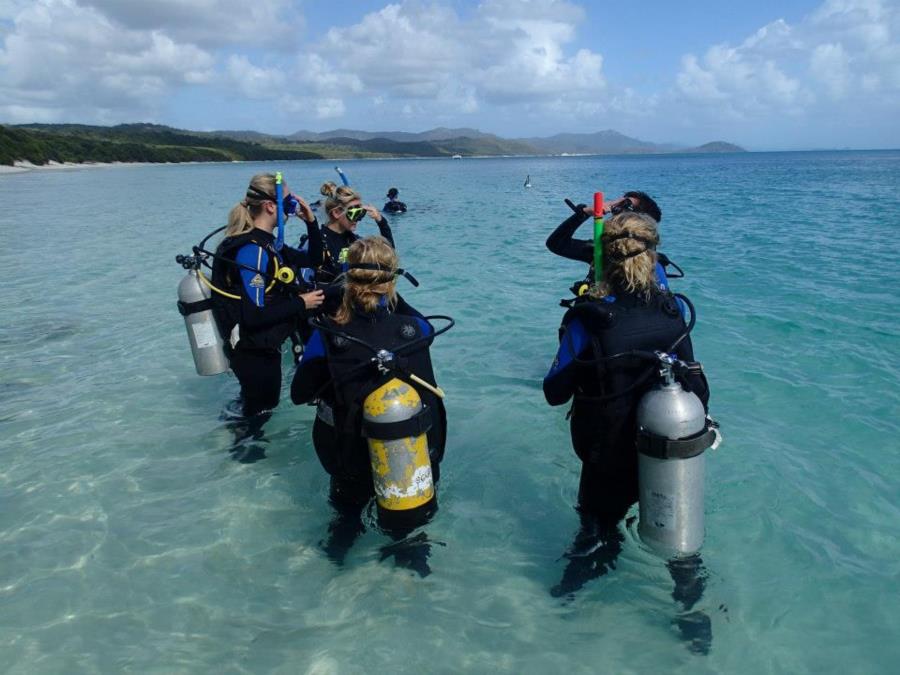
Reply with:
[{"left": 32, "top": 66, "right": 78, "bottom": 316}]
[
  {"left": 383, "top": 187, "right": 407, "bottom": 214},
  {"left": 543, "top": 211, "right": 715, "bottom": 654},
  {"left": 316, "top": 181, "right": 395, "bottom": 312},
  {"left": 291, "top": 236, "right": 450, "bottom": 576},
  {"left": 209, "top": 173, "right": 325, "bottom": 441},
  {"left": 547, "top": 191, "right": 682, "bottom": 299}
]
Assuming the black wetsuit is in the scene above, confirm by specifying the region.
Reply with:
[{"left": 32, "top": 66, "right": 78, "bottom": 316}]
[
  {"left": 211, "top": 223, "right": 322, "bottom": 417},
  {"left": 543, "top": 290, "right": 712, "bottom": 639},
  {"left": 291, "top": 303, "right": 446, "bottom": 573},
  {"left": 383, "top": 198, "right": 407, "bottom": 214},
  {"left": 544, "top": 290, "right": 709, "bottom": 521}
]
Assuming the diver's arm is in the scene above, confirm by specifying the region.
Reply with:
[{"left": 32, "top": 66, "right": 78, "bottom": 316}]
[
  {"left": 543, "top": 318, "right": 590, "bottom": 405},
  {"left": 281, "top": 219, "right": 323, "bottom": 270},
  {"left": 375, "top": 216, "right": 395, "bottom": 248},
  {"left": 235, "top": 243, "right": 309, "bottom": 329},
  {"left": 546, "top": 209, "right": 594, "bottom": 263},
  {"left": 291, "top": 330, "right": 329, "bottom": 404},
  {"left": 302, "top": 217, "right": 324, "bottom": 267}
]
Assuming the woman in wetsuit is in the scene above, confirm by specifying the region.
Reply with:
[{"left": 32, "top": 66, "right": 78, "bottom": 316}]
[
  {"left": 211, "top": 173, "right": 324, "bottom": 419},
  {"left": 316, "top": 181, "right": 394, "bottom": 284},
  {"left": 546, "top": 191, "right": 674, "bottom": 295},
  {"left": 291, "top": 236, "right": 446, "bottom": 574},
  {"left": 543, "top": 210, "right": 712, "bottom": 652}
]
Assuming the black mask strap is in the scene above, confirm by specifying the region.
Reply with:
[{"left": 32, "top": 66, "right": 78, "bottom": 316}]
[
  {"left": 603, "top": 233, "right": 656, "bottom": 261},
  {"left": 347, "top": 263, "right": 420, "bottom": 287},
  {"left": 246, "top": 185, "right": 275, "bottom": 203}
]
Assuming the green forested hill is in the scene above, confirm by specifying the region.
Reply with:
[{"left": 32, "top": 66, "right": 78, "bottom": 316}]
[
  {"left": 0, "top": 124, "right": 324, "bottom": 166},
  {"left": 0, "top": 122, "right": 540, "bottom": 166}
]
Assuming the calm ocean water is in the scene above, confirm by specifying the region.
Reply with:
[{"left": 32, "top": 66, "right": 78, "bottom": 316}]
[{"left": 1, "top": 152, "right": 898, "bottom": 674}]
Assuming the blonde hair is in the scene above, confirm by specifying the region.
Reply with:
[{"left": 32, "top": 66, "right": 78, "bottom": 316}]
[
  {"left": 320, "top": 181, "right": 361, "bottom": 218},
  {"left": 591, "top": 212, "right": 661, "bottom": 299},
  {"left": 333, "top": 236, "right": 398, "bottom": 324},
  {"left": 225, "top": 173, "right": 276, "bottom": 237}
]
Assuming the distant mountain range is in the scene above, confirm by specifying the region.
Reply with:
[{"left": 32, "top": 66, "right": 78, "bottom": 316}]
[
  {"left": 0, "top": 122, "right": 746, "bottom": 167},
  {"left": 215, "top": 126, "right": 745, "bottom": 155}
]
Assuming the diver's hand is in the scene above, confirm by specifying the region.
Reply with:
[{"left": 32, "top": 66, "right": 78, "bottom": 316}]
[
  {"left": 295, "top": 196, "right": 316, "bottom": 223},
  {"left": 300, "top": 289, "right": 325, "bottom": 309},
  {"left": 365, "top": 205, "right": 382, "bottom": 221},
  {"left": 581, "top": 205, "right": 595, "bottom": 217}
]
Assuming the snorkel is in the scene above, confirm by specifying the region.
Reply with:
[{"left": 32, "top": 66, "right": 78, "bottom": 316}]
[
  {"left": 335, "top": 166, "right": 350, "bottom": 186},
  {"left": 275, "top": 171, "right": 285, "bottom": 251},
  {"left": 593, "top": 191, "right": 604, "bottom": 283}
]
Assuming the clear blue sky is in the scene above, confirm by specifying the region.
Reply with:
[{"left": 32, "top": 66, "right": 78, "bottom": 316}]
[{"left": 1, "top": 0, "right": 896, "bottom": 149}]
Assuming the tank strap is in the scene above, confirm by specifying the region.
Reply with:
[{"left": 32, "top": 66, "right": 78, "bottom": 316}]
[
  {"left": 177, "top": 298, "right": 214, "bottom": 317},
  {"left": 362, "top": 405, "right": 432, "bottom": 441},
  {"left": 637, "top": 424, "right": 716, "bottom": 459}
]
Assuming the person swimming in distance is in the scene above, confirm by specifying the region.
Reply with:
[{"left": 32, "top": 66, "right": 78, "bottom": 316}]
[{"left": 383, "top": 187, "right": 407, "bottom": 214}]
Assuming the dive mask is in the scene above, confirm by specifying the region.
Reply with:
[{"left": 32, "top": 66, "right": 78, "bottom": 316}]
[
  {"left": 282, "top": 194, "right": 300, "bottom": 217},
  {"left": 610, "top": 197, "right": 637, "bottom": 216},
  {"left": 345, "top": 206, "right": 367, "bottom": 223}
]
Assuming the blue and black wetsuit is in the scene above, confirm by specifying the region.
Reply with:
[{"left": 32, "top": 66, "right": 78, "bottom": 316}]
[
  {"left": 544, "top": 289, "right": 708, "bottom": 522},
  {"left": 291, "top": 302, "right": 445, "bottom": 571},
  {"left": 545, "top": 289, "right": 715, "bottom": 647},
  {"left": 316, "top": 217, "right": 395, "bottom": 312},
  {"left": 546, "top": 208, "right": 672, "bottom": 293},
  {"left": 211, "top": 223, "right": 322, "bottom": 416}
]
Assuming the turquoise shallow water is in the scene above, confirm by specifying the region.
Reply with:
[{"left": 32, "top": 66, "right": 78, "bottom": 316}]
[{"left": 1, "top": 152, "right": 898, "bottom": 673}]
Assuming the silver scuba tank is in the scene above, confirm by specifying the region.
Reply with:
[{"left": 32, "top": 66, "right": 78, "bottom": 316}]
[
  {"left": 636, "top": 354, "right": 716, "bottom": 556},
  {"left": 177, "top": 268, "right": 229, "bottom": 376}
]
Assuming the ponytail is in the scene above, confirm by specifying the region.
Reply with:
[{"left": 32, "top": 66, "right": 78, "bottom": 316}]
[
  {"left": 333, "top": 236, "right": 398, "bottom": 325},
  {"left": 320, "top": 181, "right": 361, "bottom": 219},
  {"left": 225, "top": 173, "right": 277, "bottom": 237},
  {"left": 591, "top": 212, "right": 661, "bottom": 300}
]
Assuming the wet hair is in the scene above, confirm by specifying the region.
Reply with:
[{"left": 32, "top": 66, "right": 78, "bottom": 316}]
[
  {"left": 320, "top": 181, "right": 361, "bottom": 218},
  {"left": 624, "top": 190, "right": 662, "bottom": 223},
  {"left": 333, "top": 236, "right": 398, "bottom": 325},
  {"left": 591, "top": 212, "right": 660, "bottom": 299},
  {"left": 225, "top": 173, "right": 276, "bottom": 237},
  {"left": 387, "top": 187, "right": 399, "bottom": 199}
]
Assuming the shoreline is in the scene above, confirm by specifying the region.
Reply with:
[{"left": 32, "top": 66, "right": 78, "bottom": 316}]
[
  {"left": 0, "top": 159, "right": 209, "bottom": 175},
  {"left": 1, "top": 147, "right": 890, "bottom": 176}
]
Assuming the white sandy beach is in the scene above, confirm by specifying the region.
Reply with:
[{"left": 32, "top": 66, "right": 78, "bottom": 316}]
[{"left": 0, "top": 159, "right": 169, "bottom": 175}]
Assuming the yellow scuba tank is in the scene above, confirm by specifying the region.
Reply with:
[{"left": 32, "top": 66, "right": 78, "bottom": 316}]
[{"left": 362, "top": 377, "right": 435, "bottom": 521}]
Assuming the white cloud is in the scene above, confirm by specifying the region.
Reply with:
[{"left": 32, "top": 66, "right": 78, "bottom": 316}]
[
  {"left": 0, "top": 0, "right": 214, "bottom": 123},
  {"left": 79, "top": 0, "right": 300, "bottom": 48},
  {"left": 810, "top": 43, "right": 852, "bottom": 98},
  {"left": 674, "top": 0, "right": 899, "bottom": 115},
  {"left": 311, "top": 0, "right": 604, "bottom": 111}
]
